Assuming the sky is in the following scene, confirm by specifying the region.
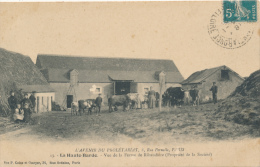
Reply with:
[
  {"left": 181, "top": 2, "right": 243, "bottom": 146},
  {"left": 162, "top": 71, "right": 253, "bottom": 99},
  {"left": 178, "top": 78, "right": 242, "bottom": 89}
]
[{"left": 0, "top": 2, "right": 259, "bottom": 79}]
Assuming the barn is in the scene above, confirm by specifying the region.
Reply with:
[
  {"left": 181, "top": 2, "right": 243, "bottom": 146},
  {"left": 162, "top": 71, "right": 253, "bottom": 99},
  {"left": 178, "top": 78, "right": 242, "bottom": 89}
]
[
  {"left": 181, "top": 65, "right": 244, "bottom": 102},
  {"left": 36, "top": 54, "right": 184, "bottom": 108}
]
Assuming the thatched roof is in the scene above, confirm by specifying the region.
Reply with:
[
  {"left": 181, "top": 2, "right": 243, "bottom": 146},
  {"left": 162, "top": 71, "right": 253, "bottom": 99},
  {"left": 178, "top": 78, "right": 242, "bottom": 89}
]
[
  {"left": 231, "top": 70, "right": 260, "bottom": 97},
  {"left": 0, "top": 48, "right": 49, "bottom": 116},
  {"left": 19, "top": 85, "right": 55, "bottom": 93}
]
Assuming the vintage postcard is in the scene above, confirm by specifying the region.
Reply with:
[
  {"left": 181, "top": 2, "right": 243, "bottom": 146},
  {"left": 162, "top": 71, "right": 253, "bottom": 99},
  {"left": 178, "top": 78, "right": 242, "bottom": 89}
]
[{"left": 0, "top": 1, "right": 259, "bottom": 166}]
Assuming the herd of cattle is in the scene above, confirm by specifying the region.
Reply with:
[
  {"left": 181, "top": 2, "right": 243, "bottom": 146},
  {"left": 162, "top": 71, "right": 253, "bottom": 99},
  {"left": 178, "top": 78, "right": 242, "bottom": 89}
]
[
  {"left": 70, "top": 87, "right": 197, "bottom": 115},
  {"left": 71, "top": 93, "right": 144, "bottom": 115}
]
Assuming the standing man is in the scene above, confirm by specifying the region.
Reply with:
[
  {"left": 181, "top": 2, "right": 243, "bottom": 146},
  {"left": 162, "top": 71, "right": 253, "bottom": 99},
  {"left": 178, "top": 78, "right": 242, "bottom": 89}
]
[
  {"left": 95, "top": 93, "right": 102, "bottom": 116},
  {"left": 21, "top": 93, "right": 33, "bottom": 109},
  {"left": 29, "top": 91, "right": 36, "bottom": 113},
  {"left": 210, "top": 82, "right": 218, "bottom": 104},
  {"left": 148, "top": 86, "right": 156, "bottom": 109},
  {"left": 8, "top": 91, "right": 17, "bottom": 117}
]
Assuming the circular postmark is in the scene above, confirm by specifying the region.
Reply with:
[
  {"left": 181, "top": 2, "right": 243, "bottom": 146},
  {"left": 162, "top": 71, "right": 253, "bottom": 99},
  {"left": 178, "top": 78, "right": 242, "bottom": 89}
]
[{"left": 208, "top": 8, "right": 254, "bottom": 49}]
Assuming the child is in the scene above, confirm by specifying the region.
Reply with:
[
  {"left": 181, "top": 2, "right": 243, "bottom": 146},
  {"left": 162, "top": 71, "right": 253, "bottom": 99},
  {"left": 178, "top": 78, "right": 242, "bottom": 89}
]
[
  {"left": 13, "top": 104, "right": 24, "bottom": 123},
  {"left": 23, "top": 103, "right": 32, "bottom": 123},
  {"left": 86, "top": 100, "right": 93, "bottom": 115}
]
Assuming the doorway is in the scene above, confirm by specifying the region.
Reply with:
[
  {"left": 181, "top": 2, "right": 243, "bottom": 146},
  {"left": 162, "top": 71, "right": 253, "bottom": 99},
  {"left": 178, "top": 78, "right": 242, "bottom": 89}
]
[
  {"left": 115, "top": 82, "right": 131, "bottom": 95},
  {"left": 67, "top": 95, "right": 73, "bottom": 108}
]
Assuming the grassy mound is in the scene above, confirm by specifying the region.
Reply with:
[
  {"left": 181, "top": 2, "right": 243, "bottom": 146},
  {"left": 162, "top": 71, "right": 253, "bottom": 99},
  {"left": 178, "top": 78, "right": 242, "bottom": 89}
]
[
  {"left": 231, "top": 70, "right": 260, "bottom": 98},
  {"left": 0, "top": 48, "right": 48, "bottom": 116},
  {"left": 216, "top": 70, "right": 260, "bottom": 136}
]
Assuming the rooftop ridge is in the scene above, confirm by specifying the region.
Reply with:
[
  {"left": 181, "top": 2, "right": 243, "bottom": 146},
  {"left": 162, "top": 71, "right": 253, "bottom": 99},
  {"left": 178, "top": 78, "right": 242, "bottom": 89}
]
[{"left": 37, "top": 54, "right": 174, "bottom": 62}]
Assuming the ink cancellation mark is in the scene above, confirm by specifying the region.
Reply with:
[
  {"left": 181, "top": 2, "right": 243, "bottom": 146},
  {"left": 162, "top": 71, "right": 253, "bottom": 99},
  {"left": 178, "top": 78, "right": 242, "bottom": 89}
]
[
  {"left": 208, "top": 8, "right": 253, "bottom": 49},
  {"left": 223, "top": 0, "right": 257, "bottom": 22}
]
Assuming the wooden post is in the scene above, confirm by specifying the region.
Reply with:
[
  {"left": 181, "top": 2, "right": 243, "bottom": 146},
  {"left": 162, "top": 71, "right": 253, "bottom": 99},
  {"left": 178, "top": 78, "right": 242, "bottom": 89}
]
[
  {"left": 37, "top": 96, "right": 41, "bottom": 113},
  {"left": 113, "top": 81, "right": 116, "bottom": 95},
  {"left": 159, "top": 87, "right": 162, "bottom": 112},
  {"left": 159, "top": 71, "right": 166, "bottom": 112}
]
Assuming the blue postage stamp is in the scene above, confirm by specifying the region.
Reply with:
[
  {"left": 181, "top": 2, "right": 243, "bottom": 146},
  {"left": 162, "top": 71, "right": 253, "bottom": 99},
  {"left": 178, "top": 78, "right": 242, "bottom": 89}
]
[{"left": 223, "top": 0, "right": 257, "bottom": 22}]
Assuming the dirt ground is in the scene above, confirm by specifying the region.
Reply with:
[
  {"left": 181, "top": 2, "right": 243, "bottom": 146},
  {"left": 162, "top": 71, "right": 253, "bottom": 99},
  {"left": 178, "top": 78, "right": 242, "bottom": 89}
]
[{"left": 0, "top": 103, "right": 258, "bottom": 144}]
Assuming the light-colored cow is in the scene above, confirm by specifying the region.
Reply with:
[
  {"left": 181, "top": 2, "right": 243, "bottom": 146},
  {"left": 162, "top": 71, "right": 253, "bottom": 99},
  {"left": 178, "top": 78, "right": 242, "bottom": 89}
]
[
  {"left": 71, "top": 102, "right": 79, "bottom": 115},
  {"left": 78, "top": 99, "right": 96, "bottom": 115},
  {"left": 127, "top": 93, "right": 145, "bottom": 109}
]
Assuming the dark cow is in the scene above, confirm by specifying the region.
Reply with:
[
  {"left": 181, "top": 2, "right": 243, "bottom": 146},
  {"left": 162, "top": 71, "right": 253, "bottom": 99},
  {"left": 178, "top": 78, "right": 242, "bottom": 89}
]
[
  {"left": 189, "top": 87, "right": 200, "bottom": 106},
  {"left": 108, "top": 95, "right": 131, "bottom": 112},
  {"left": 163, "top": 87, "right": 184, "bottom": 107},
  {"left": 78, "top": 99, "right": 96, "bottom": 115}
]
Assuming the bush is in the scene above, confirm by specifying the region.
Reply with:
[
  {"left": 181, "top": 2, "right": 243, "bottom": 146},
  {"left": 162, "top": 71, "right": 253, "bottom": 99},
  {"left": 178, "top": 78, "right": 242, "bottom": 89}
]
[{"left": 52, "top": 101, "right": 61, "bottom": 111}]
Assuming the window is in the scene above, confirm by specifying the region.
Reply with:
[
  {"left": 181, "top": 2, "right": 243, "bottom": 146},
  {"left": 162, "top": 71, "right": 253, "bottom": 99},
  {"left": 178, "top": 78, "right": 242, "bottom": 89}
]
[
  {"left": 96, "top": 88, "right": 101, "bottom": 93},
  {"left": 221, "top": 70, "right": 229, "bottom": 80},
  {"left": 93, "top": 87, "right": 102, "bottom": 94},
  {"left": 144, "top": 88, "right": 149, "bottom": 95}
]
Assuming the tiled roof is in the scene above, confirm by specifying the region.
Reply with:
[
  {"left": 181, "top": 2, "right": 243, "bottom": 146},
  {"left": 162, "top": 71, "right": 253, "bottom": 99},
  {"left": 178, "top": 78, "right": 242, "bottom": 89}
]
[
  {"left": 182, "top": 65, "right": 244, "bottom": 84},
  {"left": 37, "top": 54, "right": 181, "bottom": 72},
  {"left": 36, "top": 54, "right": 184, "bottom": 83},
  {"left": 42, "top": 69, "right": 183, "bottom": 83}
]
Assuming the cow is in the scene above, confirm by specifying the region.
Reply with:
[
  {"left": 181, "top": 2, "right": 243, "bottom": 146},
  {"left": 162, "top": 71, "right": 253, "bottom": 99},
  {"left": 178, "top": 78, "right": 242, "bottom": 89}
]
[
  {"left": 127, "top": 93, "right": 149, "bottom": 109},
  {"left": 127, "top": 93, "right": 139, "bottom": 109},
  {"left": 162, "top": 87, "right": 184, "bottom": 107},
  {"left": 108, "top": 95, "right": 131, "bottom": 112},
  {"left": 71, "top": 102, "right": 79, "bottom": 115},
  {"left": 78, "top": 99, "right": 96, "bottom": 115},
  {"left": 189, "top": 87, "right": 200, "bottom": 106}
]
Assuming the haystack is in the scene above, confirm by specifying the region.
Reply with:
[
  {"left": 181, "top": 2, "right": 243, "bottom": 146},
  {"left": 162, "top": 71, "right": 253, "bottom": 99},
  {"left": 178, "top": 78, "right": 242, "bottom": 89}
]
[
  {"left": 0, "top": 48, "right": 48, "bottom": 116},
  {"left": 216, "top": 70, "right": 260, "bottom": 135}
]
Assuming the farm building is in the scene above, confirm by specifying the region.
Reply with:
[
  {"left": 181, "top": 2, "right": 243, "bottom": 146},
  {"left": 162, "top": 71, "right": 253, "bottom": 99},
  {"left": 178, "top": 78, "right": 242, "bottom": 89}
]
[
  {"left": 36, "top": 54, "right": 184, "bottom": 107},
  {"left": 0, "top": 48, "right": 54, "bottom": 115},
  {"left": 181, "top": 65, "right": 244, "bottom": 102},
  {"left": 19, "top": 85, "right": 55, "bottom": 112}
]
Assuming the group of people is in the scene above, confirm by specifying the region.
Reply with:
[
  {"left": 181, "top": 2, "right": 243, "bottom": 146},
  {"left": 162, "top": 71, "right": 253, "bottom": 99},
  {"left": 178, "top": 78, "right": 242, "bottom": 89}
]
[
  {"left": 183, "top": 82, "right": 218, "bottom": 106},
  {"left": 8, "top": 91, "right": 36, "bottom": 123}
]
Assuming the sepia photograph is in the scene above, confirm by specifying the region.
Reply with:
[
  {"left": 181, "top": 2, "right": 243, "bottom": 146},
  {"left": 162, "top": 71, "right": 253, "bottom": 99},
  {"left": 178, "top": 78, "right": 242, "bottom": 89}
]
[{"left": 0, "top": 1, "right": 259, "bottom": 166}]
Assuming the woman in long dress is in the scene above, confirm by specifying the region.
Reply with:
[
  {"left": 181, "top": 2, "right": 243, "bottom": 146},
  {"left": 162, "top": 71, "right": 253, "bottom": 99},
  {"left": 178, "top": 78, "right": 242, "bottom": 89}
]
[{"left": 23, "top": 103, "right": 32, "bottom": 123}]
